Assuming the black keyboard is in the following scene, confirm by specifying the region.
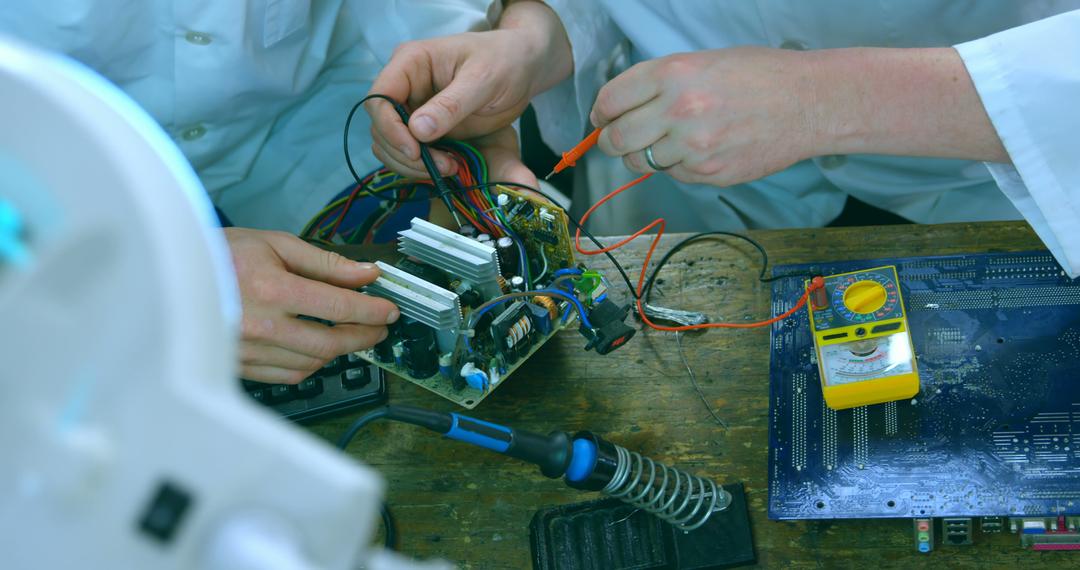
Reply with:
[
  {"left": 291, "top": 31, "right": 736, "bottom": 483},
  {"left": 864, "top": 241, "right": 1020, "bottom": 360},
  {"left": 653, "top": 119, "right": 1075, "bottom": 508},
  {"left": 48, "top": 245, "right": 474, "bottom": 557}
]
[{"left": 242, "top": 353, "right": 387, "bottom": 422}]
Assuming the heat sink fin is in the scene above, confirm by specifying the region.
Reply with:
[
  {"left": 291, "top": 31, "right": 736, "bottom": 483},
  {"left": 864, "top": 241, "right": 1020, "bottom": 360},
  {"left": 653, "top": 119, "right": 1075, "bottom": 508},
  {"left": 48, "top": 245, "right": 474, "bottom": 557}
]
[
  {"left": 363, "top": 261, "right": 462, "bottom": 331},
  {"left": 398, "top": 217, "right": 503, "bottom": 298}
]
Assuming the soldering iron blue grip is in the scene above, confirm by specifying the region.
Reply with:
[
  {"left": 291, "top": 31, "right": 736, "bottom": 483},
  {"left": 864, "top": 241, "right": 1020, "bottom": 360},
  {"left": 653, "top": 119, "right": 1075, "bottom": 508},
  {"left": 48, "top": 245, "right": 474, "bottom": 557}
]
[{"left": 445, "top": 413, "right": 512, "bottom": 453}]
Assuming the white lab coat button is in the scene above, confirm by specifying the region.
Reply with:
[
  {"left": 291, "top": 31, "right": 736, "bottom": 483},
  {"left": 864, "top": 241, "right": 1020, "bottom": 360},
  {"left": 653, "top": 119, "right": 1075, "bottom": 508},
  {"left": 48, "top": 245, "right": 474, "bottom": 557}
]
[
  {"left": 818, "top": 154, "right": 847, "bottom": 169},
  {"left": 185, "top": 31, "right": 213, "bottom": 46},
  {"left": 780, "top": 40, "right": 808, "bottom": 51},
  {"left": 181, "top": 125, "right": 207, "bottom": 141}
]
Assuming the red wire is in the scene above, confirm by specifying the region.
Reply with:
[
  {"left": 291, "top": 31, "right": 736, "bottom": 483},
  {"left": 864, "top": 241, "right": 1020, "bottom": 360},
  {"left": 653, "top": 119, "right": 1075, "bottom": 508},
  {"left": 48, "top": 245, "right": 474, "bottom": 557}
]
[
  {"left": 573, "top": 173, "right": 820, "bottom": 331},
  {"left": 328, "top": 171, "right": 377, "bottom": 239}
]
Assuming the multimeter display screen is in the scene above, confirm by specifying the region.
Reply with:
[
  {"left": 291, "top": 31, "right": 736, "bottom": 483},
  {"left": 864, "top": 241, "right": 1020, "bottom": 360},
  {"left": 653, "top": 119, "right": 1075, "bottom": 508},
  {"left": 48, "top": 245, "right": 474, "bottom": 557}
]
[{"left": 819, "top": 333, "right": 914, "bottom": 386}]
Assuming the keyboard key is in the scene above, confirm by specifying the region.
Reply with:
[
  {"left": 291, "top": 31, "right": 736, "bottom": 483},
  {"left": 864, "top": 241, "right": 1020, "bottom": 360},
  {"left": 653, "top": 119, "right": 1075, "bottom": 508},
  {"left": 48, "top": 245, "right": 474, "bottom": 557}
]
[
  {"left": 270, "top": 383, "right": 295, "bottom": 403},
  {"left": 342, "top": 367, "right": 370, "bottom": 389},
  {"left": 241, "top": 379, "right": 262, "bottom": 391},
  {"left": 296, "top": 376, "right": 324, "bottom": 398},
  {"left": 321, "top": 357, "right": 341, "bottom": 373},
  {"left": 249, "top": 388, "right": 269, "bottom": 405}
]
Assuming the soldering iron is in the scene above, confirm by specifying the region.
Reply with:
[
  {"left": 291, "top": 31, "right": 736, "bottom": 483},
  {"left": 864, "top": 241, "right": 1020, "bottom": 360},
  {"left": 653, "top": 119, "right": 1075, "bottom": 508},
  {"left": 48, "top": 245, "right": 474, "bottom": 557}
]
[{"left": 339, "top": 404, "right": 732, "bottom": 531}]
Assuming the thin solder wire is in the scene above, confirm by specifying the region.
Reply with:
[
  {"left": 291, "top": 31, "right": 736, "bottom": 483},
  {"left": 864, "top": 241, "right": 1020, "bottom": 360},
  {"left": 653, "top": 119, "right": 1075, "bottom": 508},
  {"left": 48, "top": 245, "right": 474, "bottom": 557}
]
[{"left": 676, "top": 332, "right": 728, "bottom": 429}]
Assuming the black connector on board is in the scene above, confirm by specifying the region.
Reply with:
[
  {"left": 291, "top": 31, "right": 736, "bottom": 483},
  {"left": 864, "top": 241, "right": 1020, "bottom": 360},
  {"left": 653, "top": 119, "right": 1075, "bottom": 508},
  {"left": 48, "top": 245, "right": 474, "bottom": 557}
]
[{"left": 579, "top": 298, "right": 636, "bottom": 354}]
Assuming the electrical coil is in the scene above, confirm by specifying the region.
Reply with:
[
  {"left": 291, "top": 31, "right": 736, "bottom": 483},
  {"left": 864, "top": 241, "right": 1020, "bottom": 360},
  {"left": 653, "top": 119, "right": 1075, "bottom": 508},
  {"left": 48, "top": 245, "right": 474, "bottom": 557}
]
[
  {"left": 533, "top": 295, "right": 559, "bottom": 320},
  {"left": 603, "top": 444, "right": 731, "bottom": 531},
  {"left": 497, "top": 274, "right": 508, "bottom": 293},
  {"left": 505, "top": 315, "right": 532, "bottom": 348}
]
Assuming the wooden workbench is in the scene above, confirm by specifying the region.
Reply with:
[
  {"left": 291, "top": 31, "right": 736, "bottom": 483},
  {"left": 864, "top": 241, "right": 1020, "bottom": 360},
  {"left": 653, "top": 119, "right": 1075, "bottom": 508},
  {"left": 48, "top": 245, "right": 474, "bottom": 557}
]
[{"left": 309, "top": 221, "right": 1073, "bottom": 568}]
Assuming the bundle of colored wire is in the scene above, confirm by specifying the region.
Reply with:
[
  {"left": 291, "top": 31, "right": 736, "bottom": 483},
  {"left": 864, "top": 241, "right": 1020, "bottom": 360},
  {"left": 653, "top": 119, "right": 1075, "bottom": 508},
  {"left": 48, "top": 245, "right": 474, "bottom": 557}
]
[
  {"left": 572, "top": 173, "right": 822, "bottom": 332},
  {"left": 300, "top": 168, "right": 418, "bottom": 244},
  {"left": 321, "top": 94, "right": 533, "bottom": 285}
]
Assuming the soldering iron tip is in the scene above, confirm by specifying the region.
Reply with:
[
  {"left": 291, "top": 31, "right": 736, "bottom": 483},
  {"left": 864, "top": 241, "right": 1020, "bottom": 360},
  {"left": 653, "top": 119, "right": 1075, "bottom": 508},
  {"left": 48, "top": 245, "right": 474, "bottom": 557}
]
[{"left": 543, "top": 169, "right": 556, "bottom": 181}]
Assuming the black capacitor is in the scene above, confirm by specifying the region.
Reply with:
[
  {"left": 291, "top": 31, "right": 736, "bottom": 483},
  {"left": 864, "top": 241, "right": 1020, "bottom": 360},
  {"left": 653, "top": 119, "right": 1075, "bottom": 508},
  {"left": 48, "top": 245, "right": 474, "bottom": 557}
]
[
  {"left": 373, "top": 320, "right": 399, "bottom": 363},
  {"left": 496, "top": 236, "right": 517, "bottom": 276},
  {"left": 400, "top": 316, "right": 438, "bottom": 378}
]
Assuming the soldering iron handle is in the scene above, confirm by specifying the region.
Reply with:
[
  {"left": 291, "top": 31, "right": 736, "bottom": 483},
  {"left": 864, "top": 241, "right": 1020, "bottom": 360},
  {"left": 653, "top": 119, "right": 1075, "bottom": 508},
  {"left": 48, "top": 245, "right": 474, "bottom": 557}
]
[
  {"left": 437, "top": 411, "right": 573, "bottom": 479},
  {"left": 505, "top": 430, "right": 573, "bottom": 479},
  {"left": 384, "top": 405, "right": 453, "bottom": 433}
]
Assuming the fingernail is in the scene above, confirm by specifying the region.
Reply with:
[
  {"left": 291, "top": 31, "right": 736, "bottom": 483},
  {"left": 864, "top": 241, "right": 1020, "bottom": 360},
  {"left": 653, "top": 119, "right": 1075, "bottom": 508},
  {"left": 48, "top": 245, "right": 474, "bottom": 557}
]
[
  {"left": 386, "top": 308, "right": 400, "bottom": 324},
  {"left": 589, "top": 111, "right": 598, "bottom": 127},
  {"left": 412, "top": 115, "right": 436, "bottom": 138},
  {"left": 399, "top": 145, "right": 415, "bottom": 160},
  {"left": 378, "top": 327, "right": 390, "bottom": 342},
  {"left": 436, "top": 157, "right": 451, "bottom": 174},
  {"left": 355, "top": 262, "right": 377, "bottom": 272}
]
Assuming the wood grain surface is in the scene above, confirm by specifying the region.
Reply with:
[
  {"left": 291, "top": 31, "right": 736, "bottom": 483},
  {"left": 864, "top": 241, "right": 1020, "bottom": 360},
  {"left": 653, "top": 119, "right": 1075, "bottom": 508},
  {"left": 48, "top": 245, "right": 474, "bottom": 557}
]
[{"left": 309, "top": 221, "right": 1071, "bottom": 568}]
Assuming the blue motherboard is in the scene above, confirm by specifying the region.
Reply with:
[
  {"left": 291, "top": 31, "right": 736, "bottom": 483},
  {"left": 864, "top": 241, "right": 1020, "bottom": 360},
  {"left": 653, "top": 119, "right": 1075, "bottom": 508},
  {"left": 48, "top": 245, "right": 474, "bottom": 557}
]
[{"left": 767, "top": 251, "right": 1080, "bottom": 520}]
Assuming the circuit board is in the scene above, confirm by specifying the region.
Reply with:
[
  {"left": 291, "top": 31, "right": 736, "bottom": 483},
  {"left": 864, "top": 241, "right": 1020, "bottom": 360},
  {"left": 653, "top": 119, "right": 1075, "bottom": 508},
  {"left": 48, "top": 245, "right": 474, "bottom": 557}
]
[
  {"left": 358, "top": 185, "right": 624, "bottom": 409},
  {"left": 768, "top": 251, "right": 1080, "bottom": 520}
]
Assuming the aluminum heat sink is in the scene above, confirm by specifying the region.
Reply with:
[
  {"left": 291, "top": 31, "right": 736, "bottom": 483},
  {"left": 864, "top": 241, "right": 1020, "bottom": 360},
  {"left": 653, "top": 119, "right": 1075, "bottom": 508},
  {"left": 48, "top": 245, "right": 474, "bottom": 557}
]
[
  {"left": 364, "top": 261, "right": 462, "bottom": 333},
  {"left": 398, "top": 217, "right": 503, "bottom": 298}
]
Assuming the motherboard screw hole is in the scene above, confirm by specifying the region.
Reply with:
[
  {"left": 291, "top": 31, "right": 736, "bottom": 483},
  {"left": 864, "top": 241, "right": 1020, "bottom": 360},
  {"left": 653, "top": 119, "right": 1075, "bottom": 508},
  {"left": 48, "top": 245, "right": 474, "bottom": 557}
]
[
  {"left": 996, "top": 337, "right": 1005, "bottom": 343},
  {"left": 464, "top": 400, "right": 474, "bottom": 406},
  {"left": 887, "top": 500, "right": 895, "bottom": 508},
  {"left": 815, "top": 501, "right": 825, "bottom": 509}
]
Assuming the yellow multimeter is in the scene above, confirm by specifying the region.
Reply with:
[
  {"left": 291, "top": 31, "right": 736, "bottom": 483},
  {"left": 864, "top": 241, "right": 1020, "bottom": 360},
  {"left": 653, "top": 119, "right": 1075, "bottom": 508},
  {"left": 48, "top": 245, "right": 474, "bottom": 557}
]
[{"left": 807, "top": 265, "right": 920, "bottom": 410}]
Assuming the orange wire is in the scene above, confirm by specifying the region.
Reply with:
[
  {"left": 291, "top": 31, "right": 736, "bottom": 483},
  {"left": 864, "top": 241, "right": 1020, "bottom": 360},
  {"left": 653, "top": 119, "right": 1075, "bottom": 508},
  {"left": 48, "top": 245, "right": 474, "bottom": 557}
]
[{"left": 573, "top": 172, "right": 821, "bottom": 331}]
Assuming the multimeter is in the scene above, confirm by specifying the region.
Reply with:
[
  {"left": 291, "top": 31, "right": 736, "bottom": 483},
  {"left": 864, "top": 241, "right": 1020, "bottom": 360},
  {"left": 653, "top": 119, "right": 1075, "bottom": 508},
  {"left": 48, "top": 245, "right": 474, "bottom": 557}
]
[{"left": 807, "top": 265, "right": 920, "bottom": 409}]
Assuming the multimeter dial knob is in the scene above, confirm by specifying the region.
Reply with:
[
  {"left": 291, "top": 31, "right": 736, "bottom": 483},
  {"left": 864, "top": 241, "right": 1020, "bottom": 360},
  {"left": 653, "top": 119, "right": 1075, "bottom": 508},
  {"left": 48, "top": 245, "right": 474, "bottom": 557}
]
[{"left": 843, "top": 280, "right": 888, "bottom": 314}]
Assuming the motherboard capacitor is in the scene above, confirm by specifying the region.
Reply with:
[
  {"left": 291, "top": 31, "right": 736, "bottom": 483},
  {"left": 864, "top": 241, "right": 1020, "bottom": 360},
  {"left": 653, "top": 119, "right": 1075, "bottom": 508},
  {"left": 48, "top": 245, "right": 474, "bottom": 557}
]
[
  {"left": 438, "top": 353, "right": 453, "bottom": 379},
  {"left": 373, "top": 321, "right": 399, "bottom": 363},
  {"left": 400, "top": 316, "right": 438, "bottom": 378},
  {"left": 496, "top": 236, "right": 517, "bottom": 275}
]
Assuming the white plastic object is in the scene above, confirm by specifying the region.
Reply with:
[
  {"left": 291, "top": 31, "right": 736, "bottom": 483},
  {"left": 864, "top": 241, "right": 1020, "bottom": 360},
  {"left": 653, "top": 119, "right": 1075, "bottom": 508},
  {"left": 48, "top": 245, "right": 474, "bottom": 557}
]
[{"left": 0, "top": 37, "right": 382, "bottom": 569}]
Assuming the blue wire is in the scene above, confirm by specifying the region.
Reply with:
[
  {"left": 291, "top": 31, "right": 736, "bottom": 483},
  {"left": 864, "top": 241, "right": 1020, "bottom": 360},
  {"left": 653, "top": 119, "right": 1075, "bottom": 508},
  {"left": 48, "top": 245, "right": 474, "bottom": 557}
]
[
  {"left": 464, "top": 289, "right": 593, "bottom": 352},
  {"left": 553, "top": 268, "right": 583, "bottom": 277}
]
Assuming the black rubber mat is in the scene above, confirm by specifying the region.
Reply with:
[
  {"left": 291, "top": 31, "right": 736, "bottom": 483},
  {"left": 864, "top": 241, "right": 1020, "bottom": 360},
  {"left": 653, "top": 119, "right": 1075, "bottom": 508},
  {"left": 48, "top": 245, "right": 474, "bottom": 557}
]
[{"left": 530, "top": 483, "right": 754, "bottom": 570}]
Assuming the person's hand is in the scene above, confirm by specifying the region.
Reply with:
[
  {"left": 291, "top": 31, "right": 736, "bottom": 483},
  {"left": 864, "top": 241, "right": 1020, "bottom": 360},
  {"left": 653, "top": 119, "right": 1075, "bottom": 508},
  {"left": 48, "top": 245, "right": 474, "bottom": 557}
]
[
  {"left": 590, "top": 47, "right": 827, "bottom": 187},
  {"left": 471, "top": 125, "right": 539, "bottom": 189},
  {"left": 225, "top": 228, "right": 399, "bottom": 384},
  {"left": 366, "top": 0, "right": 571, "bottom": 186}
]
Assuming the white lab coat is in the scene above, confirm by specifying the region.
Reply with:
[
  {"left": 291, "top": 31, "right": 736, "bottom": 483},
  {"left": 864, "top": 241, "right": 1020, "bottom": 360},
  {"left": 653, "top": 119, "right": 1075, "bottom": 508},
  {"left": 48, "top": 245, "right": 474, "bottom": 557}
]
[
  {"left": 0, "top": 0, "right": 495, "bottom": 232},
  {"left": 533, "top": 0, "right": 1080, "bottom": 277}
]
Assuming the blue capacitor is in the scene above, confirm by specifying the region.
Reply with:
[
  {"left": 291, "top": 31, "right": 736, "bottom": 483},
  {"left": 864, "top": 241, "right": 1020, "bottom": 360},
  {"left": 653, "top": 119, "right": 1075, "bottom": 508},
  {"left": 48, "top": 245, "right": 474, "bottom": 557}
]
[
  {"left": 464, "top": 371, "right": 489, "bottom": 392},
  {"left": 438, "top": 353, "right": 453, "bottom": 378},
  {"left": 526, "top": 303, "right": 552, "bottom": 335}
]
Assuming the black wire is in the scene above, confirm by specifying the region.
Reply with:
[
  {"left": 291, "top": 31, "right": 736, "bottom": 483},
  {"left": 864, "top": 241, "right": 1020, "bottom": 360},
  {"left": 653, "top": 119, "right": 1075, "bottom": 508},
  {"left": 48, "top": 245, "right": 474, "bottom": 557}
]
[
  {"left": 640, "top": 231, "right": 815, "bottom": 304},
  {"left": 345, "top": 98, "right": 804, "bottom": 307},
  {"left": 342, "top": 97, "right": 640, "bottom": 298},
  {"left": 346, "top": 94, "right": 457, "bottom": 213},
  {"left": 466, "top": 180, "right": 641, "bottom": 301},
  {"left": 337, "top": 407, "right": 397, "bottom": 551}
]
